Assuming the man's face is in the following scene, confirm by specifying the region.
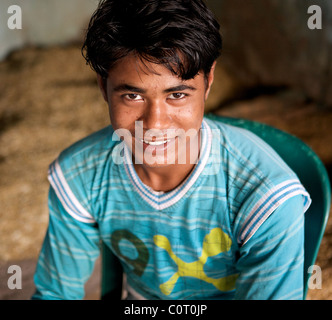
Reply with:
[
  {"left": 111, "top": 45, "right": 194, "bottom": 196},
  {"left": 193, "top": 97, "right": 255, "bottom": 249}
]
[{"left": 98, "top": 54, "right": 215, "bottom": 168}]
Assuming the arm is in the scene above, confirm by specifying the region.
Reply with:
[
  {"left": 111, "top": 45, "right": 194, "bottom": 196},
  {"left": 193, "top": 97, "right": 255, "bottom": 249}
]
[
  {"left": 32, "top": 187, "right": 101, "bottom": 300},
  {"left": 234, "top": 195, "right": 305, "bottom": 300}
]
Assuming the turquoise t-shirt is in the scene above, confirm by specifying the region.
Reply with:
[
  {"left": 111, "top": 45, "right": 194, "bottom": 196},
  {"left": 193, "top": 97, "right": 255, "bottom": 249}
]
[{"left": 32, "top": 118, "right": 311, "bottom": 300}]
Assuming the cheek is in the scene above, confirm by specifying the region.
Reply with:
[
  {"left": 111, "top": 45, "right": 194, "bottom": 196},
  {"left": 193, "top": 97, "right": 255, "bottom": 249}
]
[
  {"left": 109, "top": 108, "right": 127, "bottom": 126},
  {"left": 173, "top": 102, "right": 204, "bottom": 128},
  {"left": 108, "top": 101, "right": 140, "bottom": 131}
]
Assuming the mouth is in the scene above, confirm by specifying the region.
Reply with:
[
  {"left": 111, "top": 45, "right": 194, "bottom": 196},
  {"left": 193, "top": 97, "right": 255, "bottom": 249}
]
[
  {"left": 135, "top": 136, "right": 177, "bottom": 153},
  {"left": 141, "top": 139, "right": 171, "bottom": 146}
]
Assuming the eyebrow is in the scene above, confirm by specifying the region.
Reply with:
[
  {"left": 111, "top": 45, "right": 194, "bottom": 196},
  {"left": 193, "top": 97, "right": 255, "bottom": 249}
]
[
  {"left": 113, "top": 84, "right": 146, "bottom": 94},
  {"left": 113, "top": 84, "right": 197, "bottom": 94},
  {"left": 164, "top": 85, "right": 197, "bottom": 93}
]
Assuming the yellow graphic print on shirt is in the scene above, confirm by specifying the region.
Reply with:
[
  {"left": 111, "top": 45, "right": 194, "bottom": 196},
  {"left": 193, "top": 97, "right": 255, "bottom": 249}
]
[{"left": 154, "top": 228, "right": 238, "bottom": 296}]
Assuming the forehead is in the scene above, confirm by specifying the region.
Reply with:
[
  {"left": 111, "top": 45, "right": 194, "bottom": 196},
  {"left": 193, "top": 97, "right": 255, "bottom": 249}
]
[{"left": 106, "top": 54, "right": 204, "bottom": 89}]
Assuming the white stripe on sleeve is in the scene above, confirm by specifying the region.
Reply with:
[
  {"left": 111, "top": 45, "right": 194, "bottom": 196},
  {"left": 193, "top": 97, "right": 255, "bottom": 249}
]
[{"left": 48, "top": 159, "right": 96, "bottom": 224}]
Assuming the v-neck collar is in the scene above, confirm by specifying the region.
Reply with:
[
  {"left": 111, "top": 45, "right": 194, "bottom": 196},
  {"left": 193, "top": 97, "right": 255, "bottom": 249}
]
[{"left": 122, "top": 120, "right": 212, "bottom": 210}]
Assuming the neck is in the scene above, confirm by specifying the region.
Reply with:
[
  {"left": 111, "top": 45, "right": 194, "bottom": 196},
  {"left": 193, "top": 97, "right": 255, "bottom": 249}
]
[{"left": 134, "top": 162, "right": 197, "bottom": 192}]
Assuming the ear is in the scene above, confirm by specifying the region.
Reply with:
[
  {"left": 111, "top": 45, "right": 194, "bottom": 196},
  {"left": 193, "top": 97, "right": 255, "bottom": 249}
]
[
  {"left": 204, "top": 61, "right": 217, "bottom": 100},
  {"left": 97, "top": 74, "right": 108, "bottom": 102}
]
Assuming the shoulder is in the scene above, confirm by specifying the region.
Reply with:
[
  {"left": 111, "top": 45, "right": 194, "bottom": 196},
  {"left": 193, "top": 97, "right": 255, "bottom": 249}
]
[
  {"left": 204, "top": 117, "right": 311, "bottom": 245},
  {"left": 205, "top": 117, "right": 296, "bottom": 181},
  {"left": 47, "top": 125, "right": 122, "bottom": 223},
  {"left": 205, "top": 117, "right": 301, "bottom": 187},
  {"left": 58, "top": 125, "right": 116, "bottom": 165}
]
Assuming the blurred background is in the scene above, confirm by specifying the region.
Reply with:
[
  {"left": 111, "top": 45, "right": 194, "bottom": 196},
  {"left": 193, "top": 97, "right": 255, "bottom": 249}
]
[{"left": 0, "top": 0, "right": 331, "bottom": 300}]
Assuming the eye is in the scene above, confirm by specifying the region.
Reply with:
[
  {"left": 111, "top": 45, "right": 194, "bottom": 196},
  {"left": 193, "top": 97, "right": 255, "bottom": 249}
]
[
  {"left": 168, "top": 92, "right": 187, "bottom": 100},
  {"left": 124, "top": 93, "right": 143, "bottom": 101}
]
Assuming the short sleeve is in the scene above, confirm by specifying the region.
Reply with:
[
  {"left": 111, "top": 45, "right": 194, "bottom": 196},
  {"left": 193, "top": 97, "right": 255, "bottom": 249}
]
[
  {"left": 234, "top": 195, "right": 306, "bottom": 300},
  {"left": 32, "top": 187, "right": 101, "bottom": 300},
  {"left": 236, "top": 179, "right": 311, "bottom": 246}
]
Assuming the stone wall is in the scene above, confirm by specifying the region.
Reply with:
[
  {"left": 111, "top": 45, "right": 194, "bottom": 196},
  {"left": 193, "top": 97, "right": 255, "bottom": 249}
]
[{"left": 208, "top": 0, "right": 332, "bottom": 106}]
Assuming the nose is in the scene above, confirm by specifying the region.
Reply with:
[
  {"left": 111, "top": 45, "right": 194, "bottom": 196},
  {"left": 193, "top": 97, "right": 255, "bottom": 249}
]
[{"left": 141, "top": 99, "right": 171, "bottom": 130}]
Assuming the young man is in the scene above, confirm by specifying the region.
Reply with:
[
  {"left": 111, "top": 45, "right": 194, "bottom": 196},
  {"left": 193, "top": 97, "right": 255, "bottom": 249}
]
[{"left": 33, "top": 0, "right": 311, "bottom": 300}]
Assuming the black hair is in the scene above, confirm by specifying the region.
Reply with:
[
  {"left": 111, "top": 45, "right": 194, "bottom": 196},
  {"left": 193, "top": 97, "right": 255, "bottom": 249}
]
[{"left": 82, "top": 0, "right": 222, "bottom": 80}]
